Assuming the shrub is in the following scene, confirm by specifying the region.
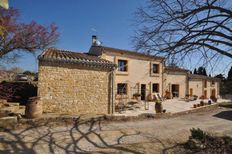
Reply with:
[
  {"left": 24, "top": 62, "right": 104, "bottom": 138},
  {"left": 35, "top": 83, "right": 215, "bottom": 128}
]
[
  {"left": 199, "top": 95, "right": 205, "bottom": 99},
  {"left": 0, "top": 82, "right": 37, "bottom": 105},
  {"left": 210, "top": 95, "right": 217, "bottom": 102},
  {"left": 222, "top": 136, "right": 232, "bottom": 150},
  {"left": 190, "top": 128, "right": 205, "bottom": 140},
  {"left": 188, "top": 128, "right": 232, "bottom": 153}
]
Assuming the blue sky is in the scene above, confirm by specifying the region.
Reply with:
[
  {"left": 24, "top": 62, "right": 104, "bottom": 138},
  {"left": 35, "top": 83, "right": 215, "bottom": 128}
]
[
  {"left": 5, "top": 0, "right": 145, "bottom": 71},
  {"left": 2, "top": 0, "right": 232, "bottom": 76}
]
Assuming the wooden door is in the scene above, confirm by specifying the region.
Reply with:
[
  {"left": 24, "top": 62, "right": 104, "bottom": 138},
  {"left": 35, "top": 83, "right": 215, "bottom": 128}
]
[
  {"left": 204, "top": 90, "right": 207, "bottom": 99},
  {"left": 141, "top": 84, "right": 146, "bottom": 100},
  {"left": 190, "top": 88, "right": 193, "bottom": 96},
  {"left": 211, "top": 89, "right": 216, "bottom": 97}
]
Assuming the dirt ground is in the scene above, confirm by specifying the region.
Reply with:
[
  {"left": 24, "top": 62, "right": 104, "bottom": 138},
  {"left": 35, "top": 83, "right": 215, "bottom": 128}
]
[{"left": 0, "top": 107, "right": 232, "bottom": 154}]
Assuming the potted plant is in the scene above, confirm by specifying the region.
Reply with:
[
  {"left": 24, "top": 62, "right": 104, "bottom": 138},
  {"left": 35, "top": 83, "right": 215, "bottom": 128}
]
[
  {"left": 210, "top": 96, "right": 217, "bottom": 102},
  {"left": 208, "top": 99, "right": 212, "bottom": 105},
  {"left": 193, "top": 95, "right": 198, "bottom": 100},
  {"left": 193, "top": 104, "right": 197, "bottom": 108},
  {"left": 200, "top": 101, "right": 204, "bottom": 106},
  {"left": 133, "top": 93, "right": 141, "bottom": 100},
  {"left": 155, "top": 100, "right": 163, "bottom": 113},
  {"left": 199, "top": 95, "right": 205, "bottom": 100}
]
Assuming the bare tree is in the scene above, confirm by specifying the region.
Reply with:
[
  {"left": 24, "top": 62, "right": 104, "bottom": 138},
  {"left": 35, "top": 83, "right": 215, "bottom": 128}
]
[
  {"left": 133, "top": 0, "right": 232, "bottom": 65},
  {"left": 0, "top": 8, "right": 59, "bottom": 61}
]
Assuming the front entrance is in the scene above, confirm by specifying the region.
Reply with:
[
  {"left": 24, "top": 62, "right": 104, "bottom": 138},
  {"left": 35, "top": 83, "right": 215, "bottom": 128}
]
[
  {"left": 190, "top": 88, "right": 193, "bottom": 96},
  {"left": 171, "top": 84, "right": 179, "bottom": 97},
  {"left": 141, "top": 84, "right": 146, "bottom": 100},
  {"left": 211, "top": 89, "right": 216, "bottom": 97},
  {"left": 204, "top": 90, "right": 207, "bottom": 99}
]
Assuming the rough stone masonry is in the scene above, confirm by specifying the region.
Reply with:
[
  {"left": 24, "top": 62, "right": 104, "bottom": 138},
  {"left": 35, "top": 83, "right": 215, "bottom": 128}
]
[{"left": 38, "top": 48, "right": 116, "bottom": 115}]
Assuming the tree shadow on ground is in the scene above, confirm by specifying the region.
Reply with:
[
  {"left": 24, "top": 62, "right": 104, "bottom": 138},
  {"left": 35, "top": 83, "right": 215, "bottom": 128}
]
[
  {"left": 0, "top": 117, "right": 146, "bottom": 154},
  {"left": 213, "top": 110, "right": 232, "bottom": 121}
]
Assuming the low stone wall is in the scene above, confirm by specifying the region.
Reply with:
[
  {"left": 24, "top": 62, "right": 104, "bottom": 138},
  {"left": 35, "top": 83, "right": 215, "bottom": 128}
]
[{"left": 38, "top": 61, "right": 113, "bottom": 115}]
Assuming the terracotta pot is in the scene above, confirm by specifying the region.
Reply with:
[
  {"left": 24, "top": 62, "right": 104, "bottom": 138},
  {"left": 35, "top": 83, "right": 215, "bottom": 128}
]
[
  {"left": 25, "top": 97, "right": 43, "bottom": 119},
  {"left": 155, "top": 103, "right": 163, "bottom": 113},
  {"left": 193, "top": 104, "right": 197, "bottom": 108},
  {"left": 208, "top": 100, "right": 212, "bottom": 105},
  {"left": 200, "top": 101, "right": 204, "bottom": 106}
]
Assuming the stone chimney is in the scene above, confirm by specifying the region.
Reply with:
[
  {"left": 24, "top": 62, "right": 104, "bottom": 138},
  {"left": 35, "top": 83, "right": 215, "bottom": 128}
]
[{"left": 92, "top": 35, "right": 97, "bottom": 46}]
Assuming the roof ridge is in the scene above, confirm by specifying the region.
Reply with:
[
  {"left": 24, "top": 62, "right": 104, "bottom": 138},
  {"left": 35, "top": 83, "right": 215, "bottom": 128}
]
[
  {"left": 47, "top": 48, "right": 85, "bottom": 54},
  {"left": 92, "top": 45, "right": 165, "bottom": 60},
  {"left": 38, "top": 48, "right": 116, "bottom": 69}
]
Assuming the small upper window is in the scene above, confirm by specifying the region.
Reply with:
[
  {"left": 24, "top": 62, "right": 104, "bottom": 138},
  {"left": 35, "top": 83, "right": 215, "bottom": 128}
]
[
  {"left": 118, "top": 60, "right": 128, "bottom": 72},
  {"left": 152, "top": 64, "right": 159, "bottom": 74}
]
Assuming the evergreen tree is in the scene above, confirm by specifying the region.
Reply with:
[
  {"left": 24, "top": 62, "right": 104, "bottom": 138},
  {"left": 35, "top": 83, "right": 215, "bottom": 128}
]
[
  {"left": 197, "top": 67, "right": 204, "bottom": 75},
  {"left": 203, "top": 68, "right": 207, "bottom": 76},
  {"left": 193, "top": 68, "right": 197, "bottom": 74},
  {"left": 228, "top": 66, "right": 232, "bottom": 81}
]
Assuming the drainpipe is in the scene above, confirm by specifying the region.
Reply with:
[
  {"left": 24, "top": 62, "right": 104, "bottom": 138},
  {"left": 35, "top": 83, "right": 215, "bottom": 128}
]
[{"left": 110, "top": 70, "right": 115, "bottom": 114}]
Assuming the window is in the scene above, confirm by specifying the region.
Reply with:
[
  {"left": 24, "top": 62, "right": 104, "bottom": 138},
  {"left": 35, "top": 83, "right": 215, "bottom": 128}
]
[
  {"left": 204, "top": 80, "right": 207, "bottom": 88},
  {"left": 118, "top": 60, "right": 128, "bottom": 72},
  {"left": 117, "top": 83, "right": 127, "bottom": 94},
  {"left": 152, "top": 83, "right": 159, "bottom": 93},
  {"left": 211, "top": 81, "right": 215, "bottom": 86},
  {"left": 152, "top": 64, "right": 159, "bottom": 73}
]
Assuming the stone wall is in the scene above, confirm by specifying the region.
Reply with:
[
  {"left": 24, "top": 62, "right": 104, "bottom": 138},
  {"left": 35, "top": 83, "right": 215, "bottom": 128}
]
[{"left": 38, "top": 61, "right": 113, "bottom": 115}]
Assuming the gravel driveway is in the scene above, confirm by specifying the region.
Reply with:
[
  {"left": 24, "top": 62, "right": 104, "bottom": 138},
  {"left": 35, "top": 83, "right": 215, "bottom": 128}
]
[{"left": 1, "top": 107, "right": 232, "bottom": 154}]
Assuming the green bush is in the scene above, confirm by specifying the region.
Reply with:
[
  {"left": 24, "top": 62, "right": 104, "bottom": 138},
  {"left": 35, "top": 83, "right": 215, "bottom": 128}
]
[
  {"left": 190, "top": 128, "right": 205, "bottom": 140},
  {"left": 222, "top": 136, "right": 232, "bottom": 150}
]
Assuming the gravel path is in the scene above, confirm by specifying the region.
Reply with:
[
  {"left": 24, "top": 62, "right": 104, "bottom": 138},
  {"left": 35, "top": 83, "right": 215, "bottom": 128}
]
[{"left": 0, "top": 107, "right": 232, "bottom": 153}]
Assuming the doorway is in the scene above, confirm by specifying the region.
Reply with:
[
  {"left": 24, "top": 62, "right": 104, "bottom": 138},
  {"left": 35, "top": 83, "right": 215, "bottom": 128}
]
[
  {"left": 211, "top": 89, "right": 216, "bottom": 97},
  {"left": 204, "top": 90, "right": 207, "bottom": 99},
  {"left": 171, "top": 84, "right": 179, "bottom": 97},
  {"left": 141, "top": 84, "right": 146, "bottom": 100},
  {"left": 190, "top": 88, "right": 193, "bottom": 97}
]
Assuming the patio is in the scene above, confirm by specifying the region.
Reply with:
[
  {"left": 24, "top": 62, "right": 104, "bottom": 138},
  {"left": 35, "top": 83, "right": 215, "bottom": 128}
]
[{"left": 114, "top": 98, "right": 231, "bottom": 116}]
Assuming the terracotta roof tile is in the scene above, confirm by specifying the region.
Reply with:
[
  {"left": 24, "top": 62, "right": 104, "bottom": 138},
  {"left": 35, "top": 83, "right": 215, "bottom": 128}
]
[
  {"left": 38, "top": 48, "right": 116, "bottom": 69},
  {"left": 165, "top": 66, "right": 189, "bottom": 73},
  {"left": 188, "top": 74, "right": 220, "bottom": 81}
]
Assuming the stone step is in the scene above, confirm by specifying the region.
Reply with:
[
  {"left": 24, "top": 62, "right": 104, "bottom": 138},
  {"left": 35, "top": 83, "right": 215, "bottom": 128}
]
[
  {"left": 7, "top": 102, "right": 20, "bottom": 107},
  {"left": 19, "top": 105, "right": 26, "bottom": 110},
  {"left": 0, "top": 106, "right": 20, "bottom": 117},
  {"left": 0, "top": 116, "right": 17, "bottom": 127}
]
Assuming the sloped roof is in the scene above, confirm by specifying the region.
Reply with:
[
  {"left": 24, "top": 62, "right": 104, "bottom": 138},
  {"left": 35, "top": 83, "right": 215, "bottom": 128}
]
[
  {"left": 165, "top": 66, "right": 189, "bottom": 73},
  {"left": 90, "top": 45, "right": 165, "bottom": 61},
  {"left": 188, "top": 74, "right": 220, "bottom": 81},
  {"left": 38, "top": 48, "right": 116, "bottom": 69}
]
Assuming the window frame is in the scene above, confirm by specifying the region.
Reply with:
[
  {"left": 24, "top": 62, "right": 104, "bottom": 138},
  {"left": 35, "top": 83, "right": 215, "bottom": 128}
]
[
  {"left": 152, "top": 63, "right": 160, "bottom": 74},
  {"left": 152, "top": 83, "right": 159, "bottom": 93},
  {"left": 117, "top": 59, "right": 128, "bottom": 72},
  {"left": 117, "top": 83, "right": 127, "bottom": 95}
]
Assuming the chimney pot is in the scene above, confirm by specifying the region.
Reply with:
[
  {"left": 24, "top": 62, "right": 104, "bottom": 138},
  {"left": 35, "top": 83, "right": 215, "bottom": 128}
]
[{"left": 92, "top": 35, "right": 97, "bottom": 46}]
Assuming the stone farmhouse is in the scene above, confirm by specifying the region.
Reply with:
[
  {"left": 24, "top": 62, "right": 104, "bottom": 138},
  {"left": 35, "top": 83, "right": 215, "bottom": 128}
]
[{"left": 38, "top": 36, "right": 220, "bottom": 115}]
